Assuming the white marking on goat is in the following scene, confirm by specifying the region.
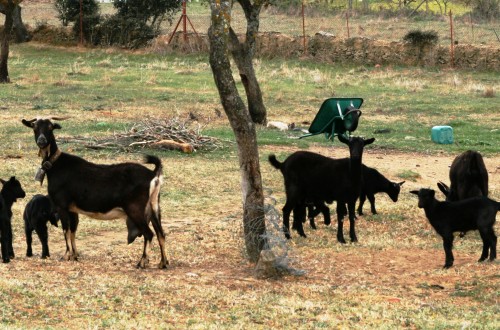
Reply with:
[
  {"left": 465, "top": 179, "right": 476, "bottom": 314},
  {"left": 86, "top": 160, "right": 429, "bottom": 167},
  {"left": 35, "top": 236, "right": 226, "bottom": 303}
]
[
  {"left": 68, "top": 204, "right": 126, "bottom": 220},
  {"left": 147, "top": 175, "right": 163, "bottom": 218}
]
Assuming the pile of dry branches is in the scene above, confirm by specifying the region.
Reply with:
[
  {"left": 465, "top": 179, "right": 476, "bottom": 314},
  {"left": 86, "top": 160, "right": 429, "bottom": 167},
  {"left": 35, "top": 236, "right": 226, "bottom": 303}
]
[{"left": 77, "top": 118, "right": 223, "bottom": 153}]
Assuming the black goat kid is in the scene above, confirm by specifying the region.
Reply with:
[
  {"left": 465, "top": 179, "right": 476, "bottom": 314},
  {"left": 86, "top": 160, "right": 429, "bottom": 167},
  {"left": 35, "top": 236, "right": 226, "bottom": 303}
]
[
  {"left": 22, "top": 118, "right": 168, "bottom": 269},
  {"left": 0, "top": 177, "right": 26, "bottom": 263},
  {"left": 23, "top": 194, "right": 59, "bottom": 259},
  {"left": 410, "top": 188, "right": 498, "bottom": 269},
  {"left": 306, "top": 166, "right": 404, "bottom": 229},
  {"left": 269, "top": 135, "right": 374, "bottom": 243}
]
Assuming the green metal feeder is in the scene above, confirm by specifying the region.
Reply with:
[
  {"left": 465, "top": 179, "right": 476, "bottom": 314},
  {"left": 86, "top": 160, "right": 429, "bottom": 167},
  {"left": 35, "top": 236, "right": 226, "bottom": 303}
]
[{"left": 300, "top": 98, "right": 363, "bottom": 140}]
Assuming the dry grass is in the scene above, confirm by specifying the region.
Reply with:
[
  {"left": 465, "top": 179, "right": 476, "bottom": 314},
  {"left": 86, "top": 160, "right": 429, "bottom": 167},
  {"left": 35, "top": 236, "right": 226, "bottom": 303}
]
[{"left": 1, "top": 4, "right": 499, "bottom": 327}]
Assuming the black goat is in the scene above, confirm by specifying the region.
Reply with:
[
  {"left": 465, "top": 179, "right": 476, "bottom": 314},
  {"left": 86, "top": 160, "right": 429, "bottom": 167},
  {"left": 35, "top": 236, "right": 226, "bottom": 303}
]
[
  {"left": 437, "top": 150, "right": 488, "bottom": 201},
  {"left": 437, "top": 150, "right": 489, "bottom": 238},
  {"left": 358, "top": 166, "right": 404, "bottom": 215},
  {"left": 23, "top": 194, "right": 59, "bottom": 259},
  {"left": 22, "top": 118, "right": 168, "bottom": 269},
  {"left": 410, "top": 188, "right": 498, "bottom": 268},
  {"left": 0, "top": 177, "right": 26, "bottom": 263},
  {"left": 269, "top": 135, "right": 374, "bottom": 242},
  {"left": 306, "top": 165, "right": 404, "bottom": 228}
]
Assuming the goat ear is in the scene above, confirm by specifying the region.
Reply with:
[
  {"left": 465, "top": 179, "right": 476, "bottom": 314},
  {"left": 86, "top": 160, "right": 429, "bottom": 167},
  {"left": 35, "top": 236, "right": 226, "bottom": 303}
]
[
  {"left": 22, "top": 119, "right": 36, "bottom": 128},
  {"left": 409, "top": 190, "right": 419, "bottom": 196},
  {"left": 398, "top": 181, "right": 405, "bottom": 186},
  {"left": 0, "top": 179, "right": 5, "bottom": 185},
  {"left": 53, "top": 123, "right": 62, "bottom": 130},
  {"left": 364, "top": 137, "right": 375, "bottom": 145},
  {"left": 337, "top": 134, "right": 349, "bottom": 144},
  {"left": 437, "top": 181, "right": 449, "bottom": 196}
]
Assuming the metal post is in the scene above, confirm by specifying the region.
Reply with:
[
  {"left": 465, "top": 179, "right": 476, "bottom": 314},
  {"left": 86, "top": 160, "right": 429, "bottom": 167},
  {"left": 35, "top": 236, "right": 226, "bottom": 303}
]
[
  {"left": 449, "top": 10, "right": 454, "bottom": 68},
  {"left": 182, "top": 0, "right": 187, "bottom": 42},
  {"left": 346, "top": 10, "right": 350, "bottom": 38},
  {"left": 302, "top": 1, "right": 306, "bottom": 54}
]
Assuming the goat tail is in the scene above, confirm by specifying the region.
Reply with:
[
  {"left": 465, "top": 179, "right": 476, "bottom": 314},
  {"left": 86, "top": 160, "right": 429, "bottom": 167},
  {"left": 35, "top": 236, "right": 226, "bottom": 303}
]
[
  {"left": 144, "top": 155, "right": 163, "bottom": 178},
  {"left": 144, "top": 155, "right": 163, "bottom": 236},
  {"left": 268, "top": 154, "right": 282, "bottom": 170}
]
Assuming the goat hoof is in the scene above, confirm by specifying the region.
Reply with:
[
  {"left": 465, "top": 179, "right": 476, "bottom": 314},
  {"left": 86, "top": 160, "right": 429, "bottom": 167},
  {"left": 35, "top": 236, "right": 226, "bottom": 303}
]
[
  {"left": 338, "top": 238, "right": 347, "bottom": 244},
  {"left": 299, "top": 233, "right": 307, "bottom": 238},
  {"left": 157, "top": 261, "right": 168, "bottom": 269},
  {"left": 137, "top": 258, "right": 149, "bottom": 269}
]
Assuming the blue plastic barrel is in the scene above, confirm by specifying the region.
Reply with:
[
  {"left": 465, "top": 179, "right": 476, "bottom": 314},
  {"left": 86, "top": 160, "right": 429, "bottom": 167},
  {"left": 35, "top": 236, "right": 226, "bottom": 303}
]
[{"left": 431, "top": 126, "right": 454, "bottom": 144}]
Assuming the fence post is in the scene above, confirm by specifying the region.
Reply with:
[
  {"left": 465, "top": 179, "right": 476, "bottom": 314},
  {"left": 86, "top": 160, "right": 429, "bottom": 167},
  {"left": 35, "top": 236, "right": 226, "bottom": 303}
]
[
  {"left": 346, "top": 10, "right": 350, "bottom": 38},
  {"left": 79, "top": 0, "right": 83, "bottom": 45},
  {"left": 449, "top": 10, "right": 454, "bottom": 68},
  {"left": 302, "top": 1, "right": 307, "bottom": 54}
]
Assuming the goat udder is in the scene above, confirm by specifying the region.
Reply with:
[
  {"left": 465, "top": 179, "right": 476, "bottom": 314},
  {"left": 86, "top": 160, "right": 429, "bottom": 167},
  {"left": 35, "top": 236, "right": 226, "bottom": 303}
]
[{"left": 68, "top": 204, "right": 127, "bottom": 220}]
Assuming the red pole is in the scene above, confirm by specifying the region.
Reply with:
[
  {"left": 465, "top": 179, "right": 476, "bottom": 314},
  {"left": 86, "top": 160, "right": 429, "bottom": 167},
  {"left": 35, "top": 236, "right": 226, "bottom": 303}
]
[
  {"left": 302, "top": 1, "right": 306, "bottom": 54},
  {"left": 182, "top": 0, "right": 187, "bottom": 42},
  {"left": 449, "top": 10, "right": 454, "bottom": 68}
]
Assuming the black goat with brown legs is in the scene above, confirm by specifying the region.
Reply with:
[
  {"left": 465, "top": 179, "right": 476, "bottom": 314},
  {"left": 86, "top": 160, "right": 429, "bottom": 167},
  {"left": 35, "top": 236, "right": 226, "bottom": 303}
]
[{"left": 22, "top": 118, "right": 168, "bottom": 269}]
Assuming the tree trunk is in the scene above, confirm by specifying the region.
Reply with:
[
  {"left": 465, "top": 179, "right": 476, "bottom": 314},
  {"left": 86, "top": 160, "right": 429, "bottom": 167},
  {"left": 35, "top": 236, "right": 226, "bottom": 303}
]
[
  {"left": 209, "top": 0, "right": 266, "bottom": 263},
  {"left": 0, "top": 1, "right": 14, "bottom": 83},
  {"left": 0, "top": 4, "right": 30, "bottom": 42},
  {"left": 228, "top": 28, "right": 267, "bottom": 125},
  {"left": 229, "top": 0, "right": 267, "bottom": 125}
]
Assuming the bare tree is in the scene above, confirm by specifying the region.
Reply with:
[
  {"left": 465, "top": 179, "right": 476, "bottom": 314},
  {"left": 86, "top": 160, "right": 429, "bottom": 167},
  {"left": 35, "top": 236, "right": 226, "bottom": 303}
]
[
  {"left": 0, "top": 0, "right": 23, "bottom": 83},
  {"left": 208, "top": 0, "right": 266, "bottom": 262}
]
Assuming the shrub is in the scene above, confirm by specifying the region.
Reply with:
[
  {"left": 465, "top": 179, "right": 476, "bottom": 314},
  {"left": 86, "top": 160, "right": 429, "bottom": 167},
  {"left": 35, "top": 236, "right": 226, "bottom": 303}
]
[
  {"left": 403, "top": 30, "right": 439, "bottom": 47},
  {"left": 54, "top": 0, "right": 100, "bottom": 27}
]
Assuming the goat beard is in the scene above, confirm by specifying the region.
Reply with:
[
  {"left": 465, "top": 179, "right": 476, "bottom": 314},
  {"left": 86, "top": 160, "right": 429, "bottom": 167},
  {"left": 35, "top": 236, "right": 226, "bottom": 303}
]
[{"left": 38, "top": 146, "right": 51, "bottom": 159}]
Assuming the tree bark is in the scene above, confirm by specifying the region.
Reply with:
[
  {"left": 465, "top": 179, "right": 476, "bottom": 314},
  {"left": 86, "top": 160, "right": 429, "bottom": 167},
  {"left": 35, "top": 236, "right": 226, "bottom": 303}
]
[
  {"left": 0, "top": 4, "right": 30, "bottom": 42},
  {"left": 209, "top": 0, "right": 266, "bottom": 263},
  {"left": 0, "top": 0, "right": 14, "bottom": 83},
  {"left": 228, "top": 0, "right": 267, "bottom": 125}
]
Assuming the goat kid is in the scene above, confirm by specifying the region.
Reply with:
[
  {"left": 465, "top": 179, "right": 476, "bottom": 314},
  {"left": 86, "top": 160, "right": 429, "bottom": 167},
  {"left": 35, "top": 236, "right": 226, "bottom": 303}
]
[
  {"left": 22, "top": 118, "right": 168, "bottom": 269},
  {"left": 410, "top": 188, "right": 498, "bottom": 268},
  {"left": 23, "top": 194, "right": 59, "bottom": 259},
  {"left": 269, "top": 135, "right": 374, "bottom": 243},
  {"left": 306, "top": 166, "right": 404, "bottom": 229},
  {"left": 0, "top": 177, "right": 26, "bottom": 263}
]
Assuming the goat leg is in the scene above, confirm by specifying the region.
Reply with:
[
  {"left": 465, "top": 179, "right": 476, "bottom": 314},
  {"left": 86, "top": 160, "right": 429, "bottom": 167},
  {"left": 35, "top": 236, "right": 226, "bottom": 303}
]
[
  {"left": 347, "top": 202, "right": 358, "bottom": 243},
  {"left": 368, "top": 194, "right": 377, "bottom": 215},
  {"left": 336, "top": 212, "right": 346, "bottom": 244},
  {"left": 442, "top": 235, "right": 454, "bottom": 268},
  {"left": 36, "top": 226, "right": 50, "bottom": 259},
  {"left": 137, "top": 238, "right": 150, "bottom": 269},
  {"left": 293, "top": 205, "right": 307, "bottom": 238},
  {"left": 489, "top": 233, "right": 497, "bottom": 262},
  {"left": 282, "top": 203, "right": 293, "bottom": 239},
  {"left": 25, "top": 227, "right": 33, "bottom": 257}
]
